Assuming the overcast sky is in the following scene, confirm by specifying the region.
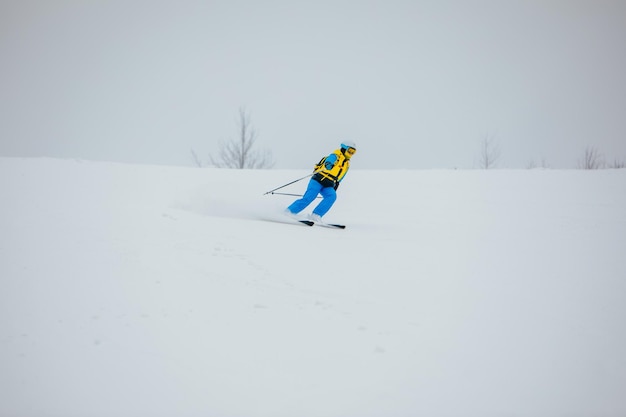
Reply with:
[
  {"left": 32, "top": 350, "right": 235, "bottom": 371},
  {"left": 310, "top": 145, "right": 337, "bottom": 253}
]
[{"left": 1, "top": 0, "right": 625, "bottom": 169}]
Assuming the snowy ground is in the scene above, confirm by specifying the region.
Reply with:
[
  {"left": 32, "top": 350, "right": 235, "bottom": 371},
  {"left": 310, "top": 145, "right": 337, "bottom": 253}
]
[{"left": 1, "top": 157, "right": 625, "bottom": 417}]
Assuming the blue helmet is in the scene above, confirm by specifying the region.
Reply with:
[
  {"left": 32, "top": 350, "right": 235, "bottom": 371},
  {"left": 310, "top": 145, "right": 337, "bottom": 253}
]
[{"left": 340, "top": 140, "right": 356, "bottom": 151}]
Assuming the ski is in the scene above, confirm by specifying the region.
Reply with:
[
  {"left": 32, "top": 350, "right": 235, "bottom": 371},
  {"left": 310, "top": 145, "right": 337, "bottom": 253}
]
[
  {"left": 280, "top": 211, "right": 343, "bottom": 228},
  {"left": 282, "top": 219, "right": 345, "bottom": 228},
  {"left": 311, "top": 221, "right": 346, "bottom": 229},
  {"left": 258, "top": 217, "right": 314, "bottom": 227},
  {"left": 317, "top": 223, "right": 346, "bottom": 229}
]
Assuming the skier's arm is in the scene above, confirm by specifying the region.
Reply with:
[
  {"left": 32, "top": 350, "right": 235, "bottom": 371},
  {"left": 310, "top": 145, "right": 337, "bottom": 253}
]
[{"left": 324, "top": 154, "right": 338, "bottom": 169}]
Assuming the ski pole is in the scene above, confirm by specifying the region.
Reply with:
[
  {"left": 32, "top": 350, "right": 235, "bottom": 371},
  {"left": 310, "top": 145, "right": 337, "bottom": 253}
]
[
  {"left": 263, "top": 172, "right": 315, "bottom": 195},
  {"left": 266, "top": 192, "right": 322, "bottom": 198}
]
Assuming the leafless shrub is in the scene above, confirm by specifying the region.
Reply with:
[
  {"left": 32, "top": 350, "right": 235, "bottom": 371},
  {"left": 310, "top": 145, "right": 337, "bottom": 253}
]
[
  {"left": 577, "top": 146, "right": 605, "bottom": 170},
  {"left": 527, "top": 158, "right": 550, "bottom": 169}
]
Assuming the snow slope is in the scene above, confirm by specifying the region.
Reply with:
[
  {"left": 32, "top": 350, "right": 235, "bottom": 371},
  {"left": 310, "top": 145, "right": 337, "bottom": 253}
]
[{"left": 1, "top": 157, "right": 625, "bottom": 417}]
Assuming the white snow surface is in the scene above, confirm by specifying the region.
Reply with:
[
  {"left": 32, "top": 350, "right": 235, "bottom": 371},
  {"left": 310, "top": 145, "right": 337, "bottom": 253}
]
[{"left": 1, "top": 157, "right": 625, "bottom": 417}]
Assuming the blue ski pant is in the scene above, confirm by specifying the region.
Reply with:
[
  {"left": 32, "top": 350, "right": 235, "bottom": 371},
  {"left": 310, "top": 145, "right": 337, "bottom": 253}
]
[{"left": 287, "top": 178, "right": 337, "bottom": 217}]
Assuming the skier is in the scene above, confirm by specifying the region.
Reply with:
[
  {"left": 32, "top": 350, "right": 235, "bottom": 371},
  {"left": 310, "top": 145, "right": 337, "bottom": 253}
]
[{"left": 285, "top": 141, "right": 357, "bottom": 223}]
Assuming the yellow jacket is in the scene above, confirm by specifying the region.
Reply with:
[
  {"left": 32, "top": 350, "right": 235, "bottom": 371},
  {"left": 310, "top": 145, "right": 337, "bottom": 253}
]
[{"left": 312, "top": 149, "right": 350, "bottom": 188}]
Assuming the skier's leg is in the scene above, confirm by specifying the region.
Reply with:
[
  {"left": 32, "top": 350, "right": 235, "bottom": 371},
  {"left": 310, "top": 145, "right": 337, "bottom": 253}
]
[
  {"left": 312, "top": 187, "right": 337, "bottom": 217},
  {"left": 287, "top": 179, "right": 322, "bottom": 214}
]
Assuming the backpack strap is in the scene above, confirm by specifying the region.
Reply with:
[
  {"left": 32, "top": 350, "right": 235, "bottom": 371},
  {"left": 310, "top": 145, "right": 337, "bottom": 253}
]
[{"left": 314, "top": 156, "right": 327, "bottom": 172}]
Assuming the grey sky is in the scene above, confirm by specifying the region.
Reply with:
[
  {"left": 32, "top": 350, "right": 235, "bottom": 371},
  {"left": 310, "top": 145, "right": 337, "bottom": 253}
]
[{"left": 1, "top": 0, "right": 625, "bottom": 169}]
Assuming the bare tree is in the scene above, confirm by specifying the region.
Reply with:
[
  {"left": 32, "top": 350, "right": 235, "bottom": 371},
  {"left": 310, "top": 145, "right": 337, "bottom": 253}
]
[
  {"left": 209, "top": 108, "right": 274, "bottom": 169},
  {"left": 608, "top": 158, "right": 626, "bottom": 169},
  {"left": 478, "top": 135, "right": 501, "bottom": 169},
  {"left": 577, "top": 146, "right": 604, "bottom": 169}
]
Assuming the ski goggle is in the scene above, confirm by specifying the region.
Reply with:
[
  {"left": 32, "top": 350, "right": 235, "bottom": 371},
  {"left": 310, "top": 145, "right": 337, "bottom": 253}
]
[{"left": 346, "top": 147, "right": 356, "bottom": 156}]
